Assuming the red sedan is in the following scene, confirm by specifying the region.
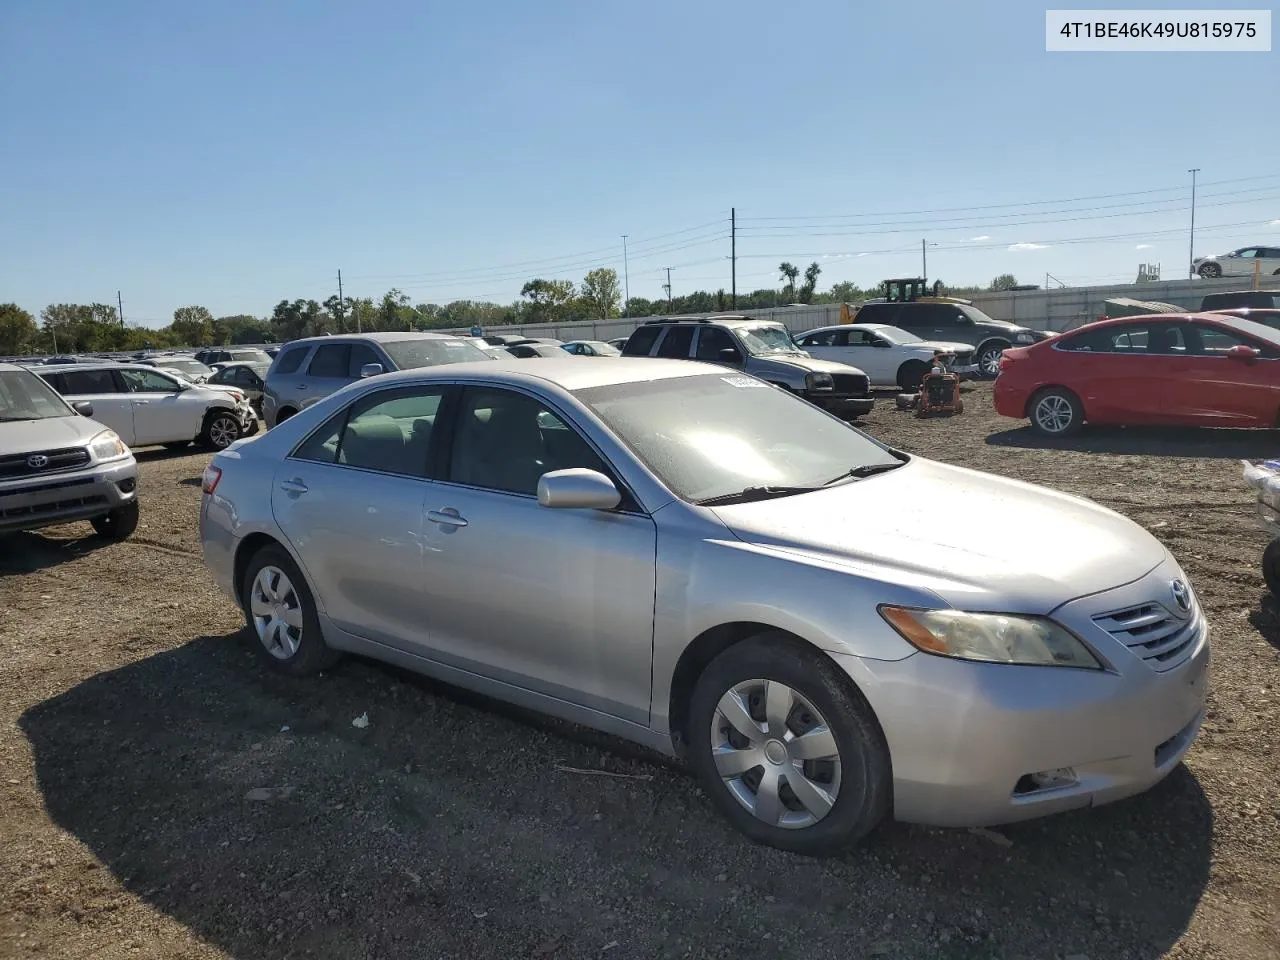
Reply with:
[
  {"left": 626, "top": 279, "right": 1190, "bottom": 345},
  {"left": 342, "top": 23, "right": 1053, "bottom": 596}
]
[{"left": 994, "top": 313, "right": 1280, "bottom": 436}]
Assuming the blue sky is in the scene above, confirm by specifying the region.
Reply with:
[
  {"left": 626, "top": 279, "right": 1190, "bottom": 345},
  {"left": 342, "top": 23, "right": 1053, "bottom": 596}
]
[{"left": 2, "top": 0, "right": 1277, "bottom": 326}]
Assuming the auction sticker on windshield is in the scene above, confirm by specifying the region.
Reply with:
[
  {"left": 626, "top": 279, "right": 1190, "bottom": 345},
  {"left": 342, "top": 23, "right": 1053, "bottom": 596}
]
[{"left": 721, "top": 376, "right": 769, "bottom": 388}]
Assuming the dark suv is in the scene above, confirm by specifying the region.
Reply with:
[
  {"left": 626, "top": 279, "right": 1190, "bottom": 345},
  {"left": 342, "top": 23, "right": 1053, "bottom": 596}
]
[
  {"left": 622, "top": 316, "right": 874, "bottom": 418},
  {"left": 851, "top": 300, "right": 1046, "bottom": 378}
]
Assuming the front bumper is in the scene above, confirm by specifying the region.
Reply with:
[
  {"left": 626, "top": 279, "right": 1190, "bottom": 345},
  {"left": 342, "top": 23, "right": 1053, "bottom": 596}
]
[
  {"left": 0, "top": 457, "right": 138, "bottom": 534},
  {"left": 950, "top": 362, "right": 979, "bottom": 380},
  {"left": 812, "top": 395, "right": 875, "bottom": 418}
]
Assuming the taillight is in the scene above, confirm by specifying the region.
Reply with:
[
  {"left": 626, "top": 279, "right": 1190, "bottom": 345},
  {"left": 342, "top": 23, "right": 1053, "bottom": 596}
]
[{"left": 202, "top": 464, "right": 222, "bottom": 495}]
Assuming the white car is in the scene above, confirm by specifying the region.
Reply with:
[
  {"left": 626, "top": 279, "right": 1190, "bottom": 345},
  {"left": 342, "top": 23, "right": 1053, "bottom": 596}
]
[
  {"left": 794, "top": 323, "right": 979, "bottom": 390},
  {"left": 37, "top": 362, "right": 257, "bottom": 451},
  {"left": 1194, "top": 246, "right": 1280, "bottom": 280},
  {"left": 138, "top": 355, "right": 215, "bottom": 383}
]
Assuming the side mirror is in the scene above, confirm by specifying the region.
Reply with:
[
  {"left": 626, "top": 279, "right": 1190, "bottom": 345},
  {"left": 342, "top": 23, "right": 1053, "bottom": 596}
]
[
  {"left": 954, "top": 314, "right": 973, "bottom": 325},
  {"left": 71, "top": 401, "right": 94, "bottom": 417},
  {"left": 718, "top": 348, "right": 742, "bottom": 364},
  {"left": 359, "top": 363, "right": 384, "bottom": 378},
  {"left": 1226, "top": 344, "right": 1259, "bottom": 363},
  {"left": 871, "top": 339, "right": 890, "bottom": 348},
  {"left": 537, "top": 468, "right": 621, "bottom": 510}
]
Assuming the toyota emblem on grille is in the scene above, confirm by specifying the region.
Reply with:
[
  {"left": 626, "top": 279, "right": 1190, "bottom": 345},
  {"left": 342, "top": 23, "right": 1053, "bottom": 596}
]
[
  {"left": 26, "top": 454, "right": 50, "bottom": 470},
  {"left": 1170, "top": 579, "right": 1191, "bottom": 613}
]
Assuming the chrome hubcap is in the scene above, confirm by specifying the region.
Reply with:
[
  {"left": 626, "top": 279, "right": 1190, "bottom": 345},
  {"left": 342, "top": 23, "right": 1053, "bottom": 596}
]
[
  {"left": 710, "top": 679, "right": 841, "bottom": 830},
  {"left": 250, "top": 566, "right": 303, "bottom": 660},
  {"left": 210, "top": 416, "right": 238, "bottom": 449},
  {"left": 1034, "top": 395, "right": 1074, "bottom": 433},
  {"left": 979, "top": 348, "right": 1003, "bottom": 376}
]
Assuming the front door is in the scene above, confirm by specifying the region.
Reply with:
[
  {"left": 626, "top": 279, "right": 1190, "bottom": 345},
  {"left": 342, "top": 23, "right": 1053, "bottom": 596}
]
[
  {"left": 1174, "top": 322, "right": 1280, "bottom": 426},
  {"left": 417, "top": 385, "right": 657, "bottom": 725},
  {"left": 692, "top": 325, "right": 744, "bottom": 368},
  {"left": 118, "top": 368, "right": 194, "bottom": 445},
  {"left": 270, "top": 385, "right": 448, "bottom": 647}
]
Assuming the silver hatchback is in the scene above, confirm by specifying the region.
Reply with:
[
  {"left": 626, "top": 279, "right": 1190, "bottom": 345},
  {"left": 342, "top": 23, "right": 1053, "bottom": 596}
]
[
  {"left": 262, "top": 332, "right": 494, "bottom": 427},
  {"left": 201, "top": 358, "right": 1208, "bottom": 854}
]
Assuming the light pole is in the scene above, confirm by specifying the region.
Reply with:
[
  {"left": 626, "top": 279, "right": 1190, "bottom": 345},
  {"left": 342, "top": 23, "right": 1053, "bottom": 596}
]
[
  {"left": 621, "top": 235, "right": 630, "bottom": 316},
  {"left": 922, "top": 239, "right": 938, "bottom": 280},
  {"left": 1187, "top": 168, "right": 1200, "bottom": 279}
]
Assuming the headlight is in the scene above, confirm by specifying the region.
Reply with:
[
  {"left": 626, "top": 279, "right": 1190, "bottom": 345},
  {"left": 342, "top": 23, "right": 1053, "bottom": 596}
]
[
  {"left": 879, "top": 606, "right": 1102, "bottom": 669},
  {"left": 89, "top": 430, "right": 129, "bottom": 461},
  {"left": 805, "top": 372, "right": 834, "bottom": 391},
  {"left": 1014, "top": 332, "right": 1035, "bottom": 344}
]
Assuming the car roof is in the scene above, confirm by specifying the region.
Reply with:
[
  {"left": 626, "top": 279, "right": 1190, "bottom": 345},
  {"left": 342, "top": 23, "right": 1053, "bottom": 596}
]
[
  {"left": 38, "top": 361, "right": 163, "bottom": 373},
  {"left": 0, "top": 361, "right": 35, "bottom": 373},
  {"left": 356, "top": 357, "right": 721, "bottom": 392},
  {"left": 280, "top": 332, "right": 463, "bottom": 347},
  {"left": 799, "top": 323, "right": 893, "bottom": 334},
  {"left": 643, "top": 314, "right": 784, "bottom": 328}
]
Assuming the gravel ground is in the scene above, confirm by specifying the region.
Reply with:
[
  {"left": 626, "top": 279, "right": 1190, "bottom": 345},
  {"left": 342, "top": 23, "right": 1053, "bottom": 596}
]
[{"left": 2, "top": 383, "right": 1279, "bottom": 960}]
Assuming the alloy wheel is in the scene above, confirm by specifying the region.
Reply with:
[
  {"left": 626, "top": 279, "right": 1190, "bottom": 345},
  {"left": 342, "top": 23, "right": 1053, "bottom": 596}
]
[
  {"left": 250, "top": 566, "right": 304, "bottom": 660},
  {"left": 209, "top": 415, "right": 240, "bottom": 449},
  {"left": 1034, "top": 394, "right": 1075, "bottom": 434},
  {"left": 710, "top": 679, "right": 842, "bottom": 829},
  {"left": 978, "top": 347, "right": 1003, "bottom": 378}
]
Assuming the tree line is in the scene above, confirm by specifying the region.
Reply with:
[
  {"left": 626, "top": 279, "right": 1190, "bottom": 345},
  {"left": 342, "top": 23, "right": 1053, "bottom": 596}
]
[{"left": 0, "top": 264, "right": 1018, "bottom": 357}]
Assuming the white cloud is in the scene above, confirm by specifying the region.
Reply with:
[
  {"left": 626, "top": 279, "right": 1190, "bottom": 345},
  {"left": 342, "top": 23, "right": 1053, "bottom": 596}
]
[
  {"left": 966, "top": 235, "right": 991, "bottom": 242},
  {"left": 1008, "top": 242, "right": 1048, "bottom": 252},
  {"left": 1135, "top": 243, "right": 1153, "bottom": 250}
]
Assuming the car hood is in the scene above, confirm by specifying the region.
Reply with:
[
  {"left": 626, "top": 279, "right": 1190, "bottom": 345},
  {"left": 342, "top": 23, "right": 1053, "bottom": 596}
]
[
  {"left": 914, "top": 340, "right": 974, "bottom": 354},
  {"left": 753, "top": 354, "right": 868, "bottom": 376},
  {"left": 709, "top": 458, "right": 1165, "bottom": 613},
  {"left": 0, "top": 415, "right": 103, "bottom": 454}
]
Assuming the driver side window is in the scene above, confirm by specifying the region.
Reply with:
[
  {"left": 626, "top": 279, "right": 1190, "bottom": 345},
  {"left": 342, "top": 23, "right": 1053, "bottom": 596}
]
[
  {"left": 694, "top": 326, "right": 740, "bottom": 362},
  {"left": 121, "top": 369, "right": 181, "bottom": 392}
]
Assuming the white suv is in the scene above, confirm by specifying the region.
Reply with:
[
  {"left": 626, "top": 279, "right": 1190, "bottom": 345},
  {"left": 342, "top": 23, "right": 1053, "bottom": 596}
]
[
  {"left": 37, "top": 363, "right": 257, "bottom": 451},
  {"left": 1194, "top": 246, "right": 1280, "bottom": 279}
]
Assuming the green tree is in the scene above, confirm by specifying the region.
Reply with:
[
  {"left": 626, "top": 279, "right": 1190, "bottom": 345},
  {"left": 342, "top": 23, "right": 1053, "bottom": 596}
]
[
  {"left": 520, "top": 278, "right": 575, "bottom": 323},
  {"left": 989, "top": 273, "right": 1019, "bottom": 292},
  {"left": 171, "top": 305, "right": 214, "bottom": 347},
  {"left": 0, "top": 304, "right": 39, "bottom": 355},
  {"left": 778, "top": 262, "right": 800, "bottom": 301},
  {"left": 322, "top": 295, "right": 352, "bottom": 333},
  {"left": 270, "top": 300, "right": 310, "bottom": 342},
  {"left": 579, "top": 268, "right": 622, "bottom": 319},
  {"left": 799, "top": 262, "right": 822, "bottom": 304}
]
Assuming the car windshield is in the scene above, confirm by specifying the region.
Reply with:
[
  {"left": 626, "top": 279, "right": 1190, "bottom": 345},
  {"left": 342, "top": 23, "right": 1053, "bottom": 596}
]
[
  {"left": 381, "top": 338, "right": 495, "bottom": 368},
  {"left": 958, "top": 305, "right": 1000, "bottom": 325},
  {"left": 581, "top": 341, "right": 621, "bottom": 356},
  {"left": 162, "top": 358, "right": 214, "bottom": 376},
  {"left": 575, "top": 373, "right": 901, "bottom": 503},
  {"left": 0, "top": 369, "right": 74, "bottom": 421},
  {"left": 871, "top": 326, "right": 924, "bottom": 345},
  {"left": 737, "top": 325, "right": 805, "bottom": 356}
]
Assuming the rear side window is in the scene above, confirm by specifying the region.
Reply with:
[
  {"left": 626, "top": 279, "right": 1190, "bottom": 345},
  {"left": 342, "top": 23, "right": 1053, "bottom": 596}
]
[
  {"left": 655, "top": 326, "right": 695, "bottom": 358},
  {"left": 348, "top": 343, "right": 383, "bottom": 377},
  {"left": 308, "top": 344, "right": 351, "bottom": 378},
  {"left": 622, "top": 326, "right": 662, "bottom": 356},
  {"left": 61, "top": 369, "right": 121, "bottom": 394},
  {"left": 856, "top": 303, "right": 899, "bottom": 325},
  {"left": 274, "top": 346, "right": 309, "bottom": 376},
  {"left": 38, "top": 372, "right": 67, "bottom": 393}
]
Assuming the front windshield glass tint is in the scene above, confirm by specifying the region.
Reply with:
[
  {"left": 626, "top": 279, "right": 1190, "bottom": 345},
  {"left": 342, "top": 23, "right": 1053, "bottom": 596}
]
[
  {"left": 575, "top": 373, "right": 897, "bottom": 503},
  {"left": 959, "top": 305, "right": 998, "bottom": 324},
  {"left": 382, "top": 338, "right": 495, "bottom": 369},
  {"left": 738, "top": 325, "right": 800, "bottom": 355},
  {"left": 165, "top": 359, "right": 213, "bottom": 376},
  {"left": 0, "top": 370, "right": 74, "bottom": 420},
  {"left": 873, "top": 325, "right": 923, "bottom": 345}
]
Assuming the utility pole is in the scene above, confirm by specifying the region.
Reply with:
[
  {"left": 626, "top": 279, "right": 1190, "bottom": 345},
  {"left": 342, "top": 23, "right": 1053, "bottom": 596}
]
[
  {"left": 731, "top": 207, "right": 737, "bottom": 309},
  {"left": 337, "top": 269, "right": 345, "bottom": 331},
  {"left": 922, "top": 239, "right": 928, "bottom": 280},
  {"left": 621, "top": 236, "right": 630, "bottom": 317},
  {"left": 117, "top": 290, "right": 124, "bottom": 326},
  {"left": 1188, "top": 168, "right": 1200, "bottom": 279},
  {"left": 663, "top": 267, "right": 673, "bottom": 312}
]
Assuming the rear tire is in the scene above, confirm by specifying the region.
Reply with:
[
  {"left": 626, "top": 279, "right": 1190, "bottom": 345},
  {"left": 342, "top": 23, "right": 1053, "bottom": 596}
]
[
  {"left": 1029, "top": 386, "right": 1084, "bottom": 437},
  {"left": 200, "top": 410, "right": 243, "bottom": 450},
  {"left": 975, "top": 342, "right": 1008, "bottom": 380},
  {"left": 896, "top": 360, "right": 928, "bottom": 391},
  {"left": 90, "top": 500, "right": 139, "bottom": 541},
  {"left": 273, "top": 407, "right": 297, "bottom": 427},
  {"left": 686, "top": 633, "right": 891, "bottom": 855},
  {"left": 240, "top": 544, "right": 341, "bottom": 675}
]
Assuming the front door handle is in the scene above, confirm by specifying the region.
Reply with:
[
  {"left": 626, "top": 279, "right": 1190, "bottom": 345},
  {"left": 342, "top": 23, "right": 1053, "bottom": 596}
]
[
  {"left": 134, "top": 399, "right": 150, "bottom": 405},
  {"left": 427, "top": 508, "right": 468, "bottom": 528},
  {"left": 296, "top": 384, "right": 308, "bottom": 391},
  {"left": 279, "top": 478, "right": 309, "bottom": 494}
]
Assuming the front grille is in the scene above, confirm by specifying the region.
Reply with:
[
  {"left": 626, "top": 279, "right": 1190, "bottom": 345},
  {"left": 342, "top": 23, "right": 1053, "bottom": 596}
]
[
  {"left": 0, "top": 494, "right": 107, "bottom": 522},
  {"left": 1093, "top": 601, "right": 1199, "bottom": 671},
  {"left": 0, "top": 447, "right": 91, "bottom": 480},
  {"left": 831, "top": 373, "right": 870, "bottom": 397},
  {"left": 0, "top": 476, "right": 94, "bottom": 498}
]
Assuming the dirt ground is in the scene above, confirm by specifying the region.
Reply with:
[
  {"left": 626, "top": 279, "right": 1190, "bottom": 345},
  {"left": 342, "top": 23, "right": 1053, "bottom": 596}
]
[{"left": 2, "top": 382, "right": 1279, "bottom": 960}]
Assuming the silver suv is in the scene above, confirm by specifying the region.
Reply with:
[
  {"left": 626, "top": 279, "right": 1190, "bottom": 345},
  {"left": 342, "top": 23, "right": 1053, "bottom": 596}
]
[
  {"left": 262, "top": 332, "right": 494, "bottom": 427},
  {"left": 622, "top": 316, "right": 874, "bottom": 418},
  {"left": 0, "top": 363, "right": 140, "bottom": 540}
]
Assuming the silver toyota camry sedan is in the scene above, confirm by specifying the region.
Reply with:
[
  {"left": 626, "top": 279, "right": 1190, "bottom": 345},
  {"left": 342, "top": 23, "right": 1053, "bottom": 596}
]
[{"left": 199, "top": 358, "right": 1209, "bottom": 854}]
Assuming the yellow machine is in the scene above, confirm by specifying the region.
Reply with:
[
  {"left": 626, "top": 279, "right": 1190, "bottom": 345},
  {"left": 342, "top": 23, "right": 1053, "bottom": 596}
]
[{"left": 840, "top": 277, "right": 971, "bottom": 324}]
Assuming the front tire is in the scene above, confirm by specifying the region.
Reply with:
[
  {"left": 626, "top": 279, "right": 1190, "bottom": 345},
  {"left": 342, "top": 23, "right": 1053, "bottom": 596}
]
[
  {"left": 686, "top": 633, "right": 891, "bottom": 856},
  {"left": 975, "top": 342, "right": 1008, "bottom": 380},
  {"left": 201, "top": 410, "right": 243, "bottom": 450},
  {"left": 1198, "top": 263, "right": 1222, "bottom": 279},
  {"left": 90, "top": 500, "right": 140, "bottom": 541},
  {"left": 1029, "top": 386, "right": 1084, "bottom": 436},
  {"left": 896, "top": 360, "right": 928, "bottom": 391},
  {"left": 240, "top": 544, "right": 340, "bottom": 675}
]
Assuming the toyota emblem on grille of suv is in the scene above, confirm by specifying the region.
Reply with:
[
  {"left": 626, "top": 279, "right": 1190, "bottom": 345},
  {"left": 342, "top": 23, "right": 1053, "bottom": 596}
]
[
  {"left": 1170, "top": 579, "right": 1191, "bottom": 613},
  {"left": 26, "top": 454, "right": 50, "bottom": 470}
]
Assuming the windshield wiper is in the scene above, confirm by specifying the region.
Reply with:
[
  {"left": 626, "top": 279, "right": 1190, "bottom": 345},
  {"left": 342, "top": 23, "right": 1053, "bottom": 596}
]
[
  {"left": 822, "top": 461, "right": 906, "bottom": 485},
  {"left": 695, "top": 485, "right": 822, "bottom": 507},
  {"left": 0, "top": 415, "right": 38, "bottom": 422}
]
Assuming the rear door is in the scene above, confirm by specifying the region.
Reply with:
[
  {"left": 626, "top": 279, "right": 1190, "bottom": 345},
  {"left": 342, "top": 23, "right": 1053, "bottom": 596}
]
[
  {"left": 271, "top": 385, "right": 450, "bottom": 647},
  {"left": 50, "top": 369, "right": 137, "bottom": 444},
  {"left": 1176, "top": 322, "right": 1280, "bottom": 426},
  {"left": 1052, "top": 322, "right": 1171, "bottom": 424},
  {"left": 654, "top": 325, "right": 696, "bottom": 360}
]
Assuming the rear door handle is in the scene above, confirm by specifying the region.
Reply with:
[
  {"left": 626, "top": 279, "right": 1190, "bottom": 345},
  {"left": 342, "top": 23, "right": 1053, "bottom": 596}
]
[
  {"left": 427, "top": 508, "right": 468, "bottom": 528},
  {"left": 279, "top": 478, "right": 309, "bottom": 494},
  {"left": 296, "top": 384, "right": 308, "bottom": 391}
]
